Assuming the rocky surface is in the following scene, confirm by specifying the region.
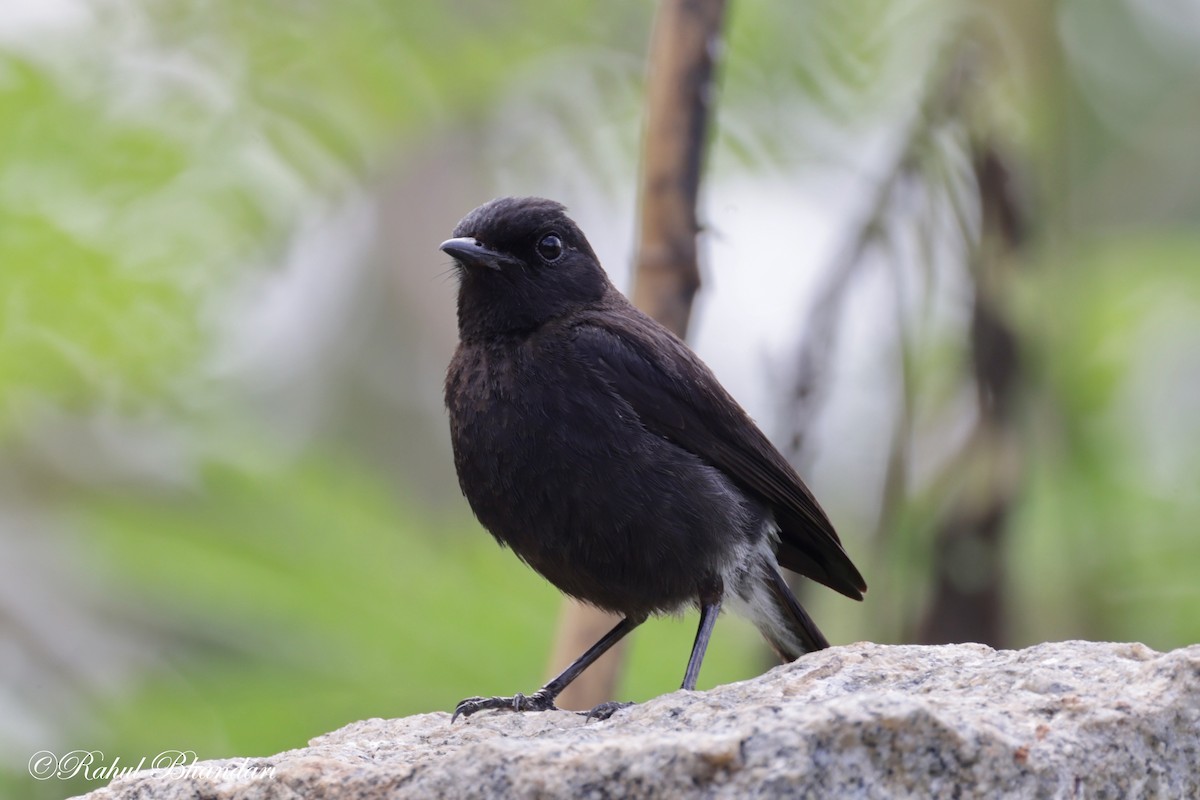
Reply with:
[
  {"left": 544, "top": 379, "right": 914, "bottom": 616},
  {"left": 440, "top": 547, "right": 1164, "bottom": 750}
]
[{"left": 75, "top": 640, "right": 1200, "bottom": 799}]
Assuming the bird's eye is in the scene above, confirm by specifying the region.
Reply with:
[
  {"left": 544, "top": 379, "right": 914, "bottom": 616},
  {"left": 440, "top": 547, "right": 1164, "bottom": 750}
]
[{"left": 536, "top": 233, "right": 564, "bottom": 263}]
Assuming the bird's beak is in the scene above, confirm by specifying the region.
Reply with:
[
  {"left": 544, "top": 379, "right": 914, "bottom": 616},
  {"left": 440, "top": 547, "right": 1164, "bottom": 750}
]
[{"left": 440, "top": 237, "right": 510, "bottom": 271}]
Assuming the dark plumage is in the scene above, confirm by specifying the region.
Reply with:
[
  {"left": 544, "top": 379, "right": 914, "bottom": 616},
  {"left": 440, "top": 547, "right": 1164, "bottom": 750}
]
[{"left": 442, "top": 197, "right": 865, "bottom": 721}]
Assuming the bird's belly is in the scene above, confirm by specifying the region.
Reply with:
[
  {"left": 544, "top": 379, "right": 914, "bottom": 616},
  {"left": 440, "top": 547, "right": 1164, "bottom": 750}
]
[{"left": 450, "top": 381, "right": 767, "bottom": 616}]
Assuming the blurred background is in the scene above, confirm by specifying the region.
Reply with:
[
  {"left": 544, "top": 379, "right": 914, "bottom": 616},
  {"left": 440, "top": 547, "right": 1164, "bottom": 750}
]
[{"left": 3, "top": 0, "right": 1199, "bottom": 796}]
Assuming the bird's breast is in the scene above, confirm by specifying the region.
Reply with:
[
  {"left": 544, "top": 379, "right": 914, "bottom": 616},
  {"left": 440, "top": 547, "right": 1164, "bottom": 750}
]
[
  {"left": 444, "top": 335, "right": 764, "bottom": 616},
  {"left": 446, "top": 337, "right": 634, "bottom": 519}
]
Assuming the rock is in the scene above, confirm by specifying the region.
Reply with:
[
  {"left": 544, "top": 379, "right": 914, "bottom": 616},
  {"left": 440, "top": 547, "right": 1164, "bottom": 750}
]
[{"left": 73, "top": 640, "right": 1200, "bottom": 799}]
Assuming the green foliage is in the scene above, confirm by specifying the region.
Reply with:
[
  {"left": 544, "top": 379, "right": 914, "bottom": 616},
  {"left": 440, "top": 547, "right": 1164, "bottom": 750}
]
[
  {"left": 1010, "top": 235, "right": 1200, "bottom": 648},
  {"left": 0, "top": 55, "right": 204, "bottom": 425}
]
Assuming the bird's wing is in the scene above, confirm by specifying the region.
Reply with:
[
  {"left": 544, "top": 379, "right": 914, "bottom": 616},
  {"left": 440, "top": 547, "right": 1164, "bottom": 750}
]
[{"left": 571, "top": 313, "right": 866, "bottom": 600}]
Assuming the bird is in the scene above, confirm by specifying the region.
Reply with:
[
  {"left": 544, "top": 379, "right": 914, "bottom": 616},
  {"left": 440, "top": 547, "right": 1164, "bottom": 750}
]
[{"left": 441, "top": 196, "right": 865, "bottom": 721}]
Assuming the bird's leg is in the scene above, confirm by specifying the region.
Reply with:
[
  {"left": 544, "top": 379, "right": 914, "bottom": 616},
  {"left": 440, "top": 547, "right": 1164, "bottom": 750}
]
[
  {"left": 453, "top": 614, "right": 644, "bottom": 722},
  {"left": 585, "top": 577, "right": 727, "bottom": 721},
  {"left": 681, "top": 578, "right": 724, "bottom": 691}
]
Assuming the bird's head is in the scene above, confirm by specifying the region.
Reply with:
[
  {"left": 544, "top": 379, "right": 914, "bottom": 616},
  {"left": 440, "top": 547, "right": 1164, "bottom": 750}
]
[{"left": 441, "top": 197, "right": 611, "bottom": 340}]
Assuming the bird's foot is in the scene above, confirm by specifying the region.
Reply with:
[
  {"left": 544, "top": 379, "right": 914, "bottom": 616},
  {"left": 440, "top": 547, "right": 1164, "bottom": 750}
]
[
  {"left": 451, "top": 689, "right": 559, "bottom": 722},
  {"left": 580, "top": 700, "right": 634, "bottom": 722}
]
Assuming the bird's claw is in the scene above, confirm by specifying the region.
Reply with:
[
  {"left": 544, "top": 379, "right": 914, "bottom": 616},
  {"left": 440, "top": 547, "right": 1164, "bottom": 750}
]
[
  {"left": 452, "top": 690, "right": 559, "bottom": 722},
  {"left": 580, "top": 700, "right": 634, "bottom": 722}
]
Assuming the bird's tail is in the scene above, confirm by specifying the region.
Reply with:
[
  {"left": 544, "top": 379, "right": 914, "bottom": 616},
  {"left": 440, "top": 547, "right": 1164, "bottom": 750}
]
[{"left": 738, "top": 554, "right": 830, "bottom": 662}]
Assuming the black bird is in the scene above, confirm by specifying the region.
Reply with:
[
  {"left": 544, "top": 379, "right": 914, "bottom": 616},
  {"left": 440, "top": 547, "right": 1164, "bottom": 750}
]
[{"left": 441, "top": 197, "right": 865, "bottom": 721}]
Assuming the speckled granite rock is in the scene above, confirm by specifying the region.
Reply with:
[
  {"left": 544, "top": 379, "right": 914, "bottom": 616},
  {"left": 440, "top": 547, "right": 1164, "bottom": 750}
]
[{"left": 74, "top": 641, "right": 1200, "bottom": 799}]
